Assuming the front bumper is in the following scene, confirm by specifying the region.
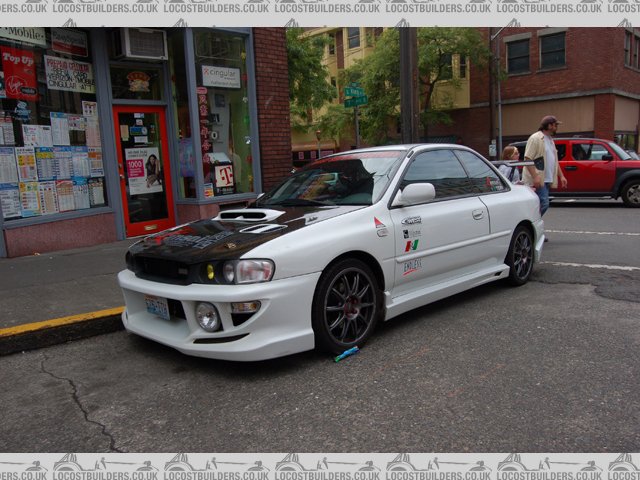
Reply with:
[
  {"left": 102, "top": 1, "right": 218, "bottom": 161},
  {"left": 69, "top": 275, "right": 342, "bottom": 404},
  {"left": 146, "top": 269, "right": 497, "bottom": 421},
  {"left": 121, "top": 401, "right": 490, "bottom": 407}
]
[{"left": 118, "top": 269, "right": 320, "bottom": 361}]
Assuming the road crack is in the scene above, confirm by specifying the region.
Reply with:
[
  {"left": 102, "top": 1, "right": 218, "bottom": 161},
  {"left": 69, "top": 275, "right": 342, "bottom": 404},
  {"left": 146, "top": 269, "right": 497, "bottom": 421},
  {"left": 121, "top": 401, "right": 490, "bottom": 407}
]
[{"left": 40, "top": 353, "right": 123, "bottom": 452}]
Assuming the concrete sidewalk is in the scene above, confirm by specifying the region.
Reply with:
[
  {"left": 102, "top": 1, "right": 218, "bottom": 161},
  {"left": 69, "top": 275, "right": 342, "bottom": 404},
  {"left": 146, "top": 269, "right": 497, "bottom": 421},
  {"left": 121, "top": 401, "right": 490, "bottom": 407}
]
[{"left": 0, "top": 239, "right": 138, "bottom": 355}]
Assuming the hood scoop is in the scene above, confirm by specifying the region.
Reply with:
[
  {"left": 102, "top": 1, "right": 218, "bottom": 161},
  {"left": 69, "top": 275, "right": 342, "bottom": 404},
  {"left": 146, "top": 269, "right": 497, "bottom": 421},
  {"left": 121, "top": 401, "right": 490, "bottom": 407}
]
[
  {"left": 214, "top": 209, "right": 285, "bottom": 222},
  {"left": 239, "top": 224, "right": 288, "bottom": 234}
]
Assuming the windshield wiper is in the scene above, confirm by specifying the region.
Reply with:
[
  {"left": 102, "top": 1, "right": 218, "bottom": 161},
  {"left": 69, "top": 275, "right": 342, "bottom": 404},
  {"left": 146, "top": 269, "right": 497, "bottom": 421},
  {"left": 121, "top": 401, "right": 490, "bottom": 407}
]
[{"left": 267, "top": 198, "right": 335, "bottom": 207}]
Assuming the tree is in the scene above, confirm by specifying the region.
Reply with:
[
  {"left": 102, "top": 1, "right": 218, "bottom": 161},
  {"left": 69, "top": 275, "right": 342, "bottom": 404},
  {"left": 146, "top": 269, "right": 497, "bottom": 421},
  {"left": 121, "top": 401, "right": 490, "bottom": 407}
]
[
  {"left": 286, "top": 28, "right": 336, "bottom": 131},
  {"left": 342, "top": 27, "right": 491, "bottom": 144}
]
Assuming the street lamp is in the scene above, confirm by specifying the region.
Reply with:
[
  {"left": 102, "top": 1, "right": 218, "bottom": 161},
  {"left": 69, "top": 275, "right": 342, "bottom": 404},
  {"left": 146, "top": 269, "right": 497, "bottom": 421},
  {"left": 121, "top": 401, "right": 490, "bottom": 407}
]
[{"left": 315, "top": 129, "right": 321, "bottom": 159}]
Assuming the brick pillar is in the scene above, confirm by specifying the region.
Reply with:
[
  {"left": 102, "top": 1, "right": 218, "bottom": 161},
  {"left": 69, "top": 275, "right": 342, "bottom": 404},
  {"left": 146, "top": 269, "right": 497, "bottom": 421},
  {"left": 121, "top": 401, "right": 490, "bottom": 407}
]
[
  {"left": 593, "top": 94, "right": 615, "bottom": 140},
  {"left": 253, "top": 28, "right": 293, "bottom": 192}
]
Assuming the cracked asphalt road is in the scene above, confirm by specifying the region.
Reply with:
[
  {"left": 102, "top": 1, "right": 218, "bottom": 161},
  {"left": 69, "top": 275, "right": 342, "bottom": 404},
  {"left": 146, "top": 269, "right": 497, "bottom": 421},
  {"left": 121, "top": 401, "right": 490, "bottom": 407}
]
[{"left": 1, "top": 200, "right": 639, "bottom": 452}]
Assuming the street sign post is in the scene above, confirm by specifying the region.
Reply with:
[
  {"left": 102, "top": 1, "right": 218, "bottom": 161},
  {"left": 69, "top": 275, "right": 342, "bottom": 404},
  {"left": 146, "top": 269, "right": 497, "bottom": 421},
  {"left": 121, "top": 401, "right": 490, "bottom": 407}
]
[
  {"left": 344, "top": 86, "right": 365, "bottom": 97},
  {"left": 344, "top": 95, "right": 368, "bottom": 108}
]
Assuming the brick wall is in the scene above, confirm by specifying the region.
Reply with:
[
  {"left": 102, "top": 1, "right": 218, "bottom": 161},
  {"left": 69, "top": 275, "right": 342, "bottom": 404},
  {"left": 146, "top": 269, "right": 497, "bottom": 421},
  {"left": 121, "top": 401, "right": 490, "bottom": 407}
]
[{"left": 253, "top": 28, "right": 292, "bottom": 192}]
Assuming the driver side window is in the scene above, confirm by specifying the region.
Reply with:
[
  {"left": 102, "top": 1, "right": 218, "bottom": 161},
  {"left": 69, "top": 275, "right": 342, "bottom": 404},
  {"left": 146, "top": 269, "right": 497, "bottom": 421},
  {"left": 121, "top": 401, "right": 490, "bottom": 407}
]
[{"left": 401, "top": 149, "right": 474, "bottom": 199}]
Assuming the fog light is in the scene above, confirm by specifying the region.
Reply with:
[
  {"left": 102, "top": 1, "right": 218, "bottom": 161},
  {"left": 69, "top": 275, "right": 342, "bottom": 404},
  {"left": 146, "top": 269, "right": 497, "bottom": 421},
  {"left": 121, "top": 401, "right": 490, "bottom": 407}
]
[
  {"left": 231, "top": 301, "right": 261, "bottom": 314},
  {"left": 195, "top": 302, "right": 221, "bottom": 332},
  {"left": 206, "top": 264, "right": 215, "bottom": 280}
]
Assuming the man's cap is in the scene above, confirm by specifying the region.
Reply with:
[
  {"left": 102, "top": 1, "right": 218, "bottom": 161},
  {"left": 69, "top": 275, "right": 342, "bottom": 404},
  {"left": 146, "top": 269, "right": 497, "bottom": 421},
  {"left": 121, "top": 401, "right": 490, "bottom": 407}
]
[{"left": 540, "top": 115, "right": 562, "bottom": 126}]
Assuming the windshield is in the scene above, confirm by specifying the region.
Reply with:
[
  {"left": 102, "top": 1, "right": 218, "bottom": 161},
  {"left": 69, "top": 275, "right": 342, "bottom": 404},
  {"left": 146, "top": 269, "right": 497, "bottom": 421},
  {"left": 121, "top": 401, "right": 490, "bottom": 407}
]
[
  {"left": 609, "top": 141, "right": 632, "bottom": 160},
  {"left": 256, "top": 151, "right": 405, "bottom": 207}
]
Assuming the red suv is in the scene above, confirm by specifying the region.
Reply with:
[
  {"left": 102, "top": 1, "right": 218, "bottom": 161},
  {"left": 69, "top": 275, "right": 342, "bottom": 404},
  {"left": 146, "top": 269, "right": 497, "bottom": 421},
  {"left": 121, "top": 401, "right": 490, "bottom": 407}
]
[{"left": 513, "top": 138, "right": 640, "bottom": 207}]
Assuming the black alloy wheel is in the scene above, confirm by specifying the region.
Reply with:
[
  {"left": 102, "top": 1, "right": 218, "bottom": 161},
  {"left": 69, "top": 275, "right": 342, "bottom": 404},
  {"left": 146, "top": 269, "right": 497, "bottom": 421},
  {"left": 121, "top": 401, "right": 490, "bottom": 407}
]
[
  {"left": 506, "top": 225, "right": 534, "bottom": 286},
  {"left": 621, "top": 179, "right": 640, "bottom": 207},
  {"left": 312, "top": 258, "right": 381, "bottom": 354}
]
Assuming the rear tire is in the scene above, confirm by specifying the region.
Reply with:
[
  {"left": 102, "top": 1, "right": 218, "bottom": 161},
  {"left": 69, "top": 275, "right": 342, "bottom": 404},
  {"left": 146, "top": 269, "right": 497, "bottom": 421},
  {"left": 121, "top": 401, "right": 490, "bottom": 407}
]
[
  {"left": 621, "top": 179, "right": 640, "bottom": 207},
  {"left": 505, "top": 225, "right": 534, "bottom": 286},
  {"left": 311, "top": 258, "right": 382, "bottom": 354}
]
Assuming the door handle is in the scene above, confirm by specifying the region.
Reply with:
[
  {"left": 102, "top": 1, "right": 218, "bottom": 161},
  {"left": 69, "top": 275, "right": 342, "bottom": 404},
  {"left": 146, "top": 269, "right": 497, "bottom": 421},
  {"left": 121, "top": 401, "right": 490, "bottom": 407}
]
[
  {"left": 565, "top": 166, "right": 578, "bottom": 171},
  {"left": 472, "top": 209, "right": 484, "bottom": 220},
  {"left": 119, "top": 174, "right": 125, "bottom": 180}
]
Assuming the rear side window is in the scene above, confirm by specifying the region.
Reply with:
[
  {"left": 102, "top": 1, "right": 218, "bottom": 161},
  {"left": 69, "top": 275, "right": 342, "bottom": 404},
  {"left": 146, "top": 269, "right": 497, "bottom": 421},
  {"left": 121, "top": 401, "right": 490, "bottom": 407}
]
[
  {"left": 401, "top": 149, "right": 474, "bottom": 199},
  {"left": 571, "top": 143, "right": 611, "bottom": 161},
  {"left": 454, "top": 149, "right": 507, "bottom": 193}
]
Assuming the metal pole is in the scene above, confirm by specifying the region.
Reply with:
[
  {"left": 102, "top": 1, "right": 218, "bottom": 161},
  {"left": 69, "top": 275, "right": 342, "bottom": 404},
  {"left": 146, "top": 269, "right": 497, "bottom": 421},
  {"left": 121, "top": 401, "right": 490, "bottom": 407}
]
[
  {"left": 496, "top": 38, "right": 503, "bottom": 157},
  {"left": 400, "top": 27, "right": 419, "bottom": 143},
  {"left": 355, "top": 106, "right": 360, "bottom": 148}
]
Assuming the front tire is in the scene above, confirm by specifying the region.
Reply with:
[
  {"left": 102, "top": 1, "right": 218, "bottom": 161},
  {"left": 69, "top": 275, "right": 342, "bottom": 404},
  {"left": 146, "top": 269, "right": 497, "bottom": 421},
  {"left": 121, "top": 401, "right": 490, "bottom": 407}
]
[
  {"left": 621, "top": 179, "right": 640, "bottom": 207},
  {"left": 312, "top": 258, "right": 382, "bottom": 354},
  {"left": 505, "top": 225, "right": 534, "bottom": 286}
]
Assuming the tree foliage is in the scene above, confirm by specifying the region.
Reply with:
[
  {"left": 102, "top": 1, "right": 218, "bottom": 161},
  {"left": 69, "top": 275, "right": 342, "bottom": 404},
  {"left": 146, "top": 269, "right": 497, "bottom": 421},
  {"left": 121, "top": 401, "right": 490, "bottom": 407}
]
[
  {"left": 341, "top": 27, "right": 491, "bottom": 145},
  {"left": 286, "top": 28, "right": 336, "bottom": 130}
]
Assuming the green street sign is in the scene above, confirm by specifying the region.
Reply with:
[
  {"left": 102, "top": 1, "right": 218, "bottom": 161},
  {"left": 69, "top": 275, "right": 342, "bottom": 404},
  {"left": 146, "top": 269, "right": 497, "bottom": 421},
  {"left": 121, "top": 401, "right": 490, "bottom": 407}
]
[
  {"left": 344, "top": 95, "right": 368, "bottom": 108},
  {"left": 344, "top": 86, "right": 365, "bottom": 97}
]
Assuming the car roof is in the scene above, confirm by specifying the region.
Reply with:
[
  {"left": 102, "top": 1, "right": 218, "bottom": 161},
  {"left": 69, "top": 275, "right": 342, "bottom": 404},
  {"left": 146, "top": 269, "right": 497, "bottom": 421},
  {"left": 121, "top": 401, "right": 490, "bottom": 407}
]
[
  {"left": 511, "top": 137, "right": 614, "bottom": 146},
  {"left": 322, "top": 143, "right": 474, "bottom": 158}
]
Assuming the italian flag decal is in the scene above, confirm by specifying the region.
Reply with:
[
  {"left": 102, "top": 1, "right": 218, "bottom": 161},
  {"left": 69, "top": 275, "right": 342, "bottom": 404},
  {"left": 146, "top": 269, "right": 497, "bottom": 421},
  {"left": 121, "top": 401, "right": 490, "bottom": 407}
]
[{"left": 405, "top": 239, "right": 419, "bottom": 252}]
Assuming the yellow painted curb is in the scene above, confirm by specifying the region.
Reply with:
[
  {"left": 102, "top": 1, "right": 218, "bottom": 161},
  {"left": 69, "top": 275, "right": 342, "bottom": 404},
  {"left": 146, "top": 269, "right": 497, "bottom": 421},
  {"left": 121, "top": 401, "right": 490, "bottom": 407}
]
[{"left": 0, "top": 307, "right": 124, "bottom": 338}]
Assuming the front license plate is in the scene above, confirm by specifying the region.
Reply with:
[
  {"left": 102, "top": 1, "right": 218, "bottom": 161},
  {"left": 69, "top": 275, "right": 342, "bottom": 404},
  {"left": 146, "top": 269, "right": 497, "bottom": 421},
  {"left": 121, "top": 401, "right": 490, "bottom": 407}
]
[{"left": 145, "top": 294, "right": 170, "bottom": 321}]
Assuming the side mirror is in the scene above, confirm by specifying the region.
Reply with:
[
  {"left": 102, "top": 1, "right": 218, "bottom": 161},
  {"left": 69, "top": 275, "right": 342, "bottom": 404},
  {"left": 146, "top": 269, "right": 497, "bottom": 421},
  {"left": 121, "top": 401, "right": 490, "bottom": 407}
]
[{"left": 392, "top": 183, "right": 436, "bottom": 207}]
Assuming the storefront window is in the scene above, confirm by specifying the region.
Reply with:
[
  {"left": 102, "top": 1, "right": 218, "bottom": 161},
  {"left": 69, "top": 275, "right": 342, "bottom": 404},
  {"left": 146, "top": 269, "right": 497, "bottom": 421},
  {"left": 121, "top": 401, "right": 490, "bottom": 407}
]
[
  {"left": 0, "top": 28, "right": 107, "bottom": 221},
  {"left": 168, "top": 29, "right": 195, "bottom": 199},
  {"left": 110, "top": 65, "right": 164, "bottom": 101},
  {"left": 193, "top": 29, "right": 253, "bottom": 198}
]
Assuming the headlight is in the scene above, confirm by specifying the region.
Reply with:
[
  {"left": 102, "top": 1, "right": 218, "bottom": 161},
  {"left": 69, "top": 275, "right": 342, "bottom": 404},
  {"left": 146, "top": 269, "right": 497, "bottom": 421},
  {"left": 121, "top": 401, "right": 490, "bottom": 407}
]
[
  {"left": 196, "top": 302, "right": 221, "bottom": 332},
  {"left": 222, "top": 259, "right": 275, "bottom": 284}
]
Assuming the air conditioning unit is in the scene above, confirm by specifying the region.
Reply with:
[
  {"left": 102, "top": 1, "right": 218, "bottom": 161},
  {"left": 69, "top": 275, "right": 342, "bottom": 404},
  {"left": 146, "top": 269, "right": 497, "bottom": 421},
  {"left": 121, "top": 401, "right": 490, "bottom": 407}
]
[{"left": 112, "top": 28, "right": 168, "bottom": 61}]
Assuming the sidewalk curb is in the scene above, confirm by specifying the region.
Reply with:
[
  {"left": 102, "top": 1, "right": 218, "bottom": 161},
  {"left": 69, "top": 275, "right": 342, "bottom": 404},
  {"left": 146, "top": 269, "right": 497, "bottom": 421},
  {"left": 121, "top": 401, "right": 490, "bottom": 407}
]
[{"left": 0, "top": 307, "right": 125, "bottom": 356}]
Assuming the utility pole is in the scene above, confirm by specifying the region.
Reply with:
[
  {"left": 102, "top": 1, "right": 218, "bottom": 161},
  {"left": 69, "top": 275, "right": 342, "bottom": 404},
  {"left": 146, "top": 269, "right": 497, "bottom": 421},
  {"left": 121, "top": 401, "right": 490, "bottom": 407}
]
[{"left": 399, "top": 27, "right": 419, "bottom": 144}]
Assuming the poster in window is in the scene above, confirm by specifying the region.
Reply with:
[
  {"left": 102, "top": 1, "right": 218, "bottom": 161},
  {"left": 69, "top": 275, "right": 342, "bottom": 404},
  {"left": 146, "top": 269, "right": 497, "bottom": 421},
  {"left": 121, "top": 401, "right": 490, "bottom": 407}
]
[
  {"left": 35, "top": 147, "right": 55, "bottom": 181},
  {"left": 125, "top": 147, "right": 162, "bottom": 196},
  {"left": 0, "top": 113, "right": 14, "bottom": 145},
  {"left": 15, "top": 146, "right": 37, "bottom": 182},
  {"left": 44, "top": 55, "right": 95, "bottom": 94},
  {"left": 38, "top": 180, "right": 59, "bottom": 215},
  {"left": 73, "top": 177, "right": 90, "bottom": 210},
  {"left": 56, "top": 179, "right": 75, "bottom": 212},
  {"left": 0, "top": 72, "right": 5, "bottom": 99},
  {"left": 51, "top": 28, "right": 88, "bottom": 57},
  {"left": 22, "top": 125, "right": 53, "bottom": 147},
  {"left": 0, "top": 147, "right": 18, "bottom": 186},
  {"left": 0, "top": 28, "right": 46, "bottom": 47},
  {"left": 88, "top": 147, "right": 104, "bottom": 177},
  {"left": 88, "top": 178, "right": 105, "bottom": 207},
  {"left": 19, "top": 181, "right": 41, "bottom": 217},
  {"left": 0, "top": 47, "right": 38, "bottom": 101},
  {"left": 53, "top": 146, "right": 73, "bottom": 179},
  {"left": 72, "top": 146, "right": 90, "bottom": 178},
  {"left": 0, "top": 186, "right": 21, "bottom": 218},
  {"left": 50, "top": 113, "right": 71, "bottom": 146}
]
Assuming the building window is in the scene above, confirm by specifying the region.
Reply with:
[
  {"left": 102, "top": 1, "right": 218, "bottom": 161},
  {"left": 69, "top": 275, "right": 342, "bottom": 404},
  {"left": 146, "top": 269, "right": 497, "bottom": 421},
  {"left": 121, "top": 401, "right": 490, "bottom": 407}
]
[
  {"left": 459, "top": 55, "right": 467, "bottom": 79},
  {"left": 634, "top": 35, "right": 640, "bottom": 69},
  {"left": 347, "top": 28, "right": 360, "bottom": 49},
  {"left": 328, "top": 34, "right": 335, "bottom": 56},
  {"left": 440, "top": 54, "right": 453, "bottom": 80},
  {"left": 507, "top": 39, "right": 529, "bottom": 74},
  {"left": 0, "top": 28, "right": 108, "bottom": 222},
  {"left": 193, "top": 29, "right": 253, "bottom": 197},
  {"left": 625, "top": 31, "right": 632, "bottom": 66},
  {"left": 540, "top": 32, "right": 565, "bottom": 69}
]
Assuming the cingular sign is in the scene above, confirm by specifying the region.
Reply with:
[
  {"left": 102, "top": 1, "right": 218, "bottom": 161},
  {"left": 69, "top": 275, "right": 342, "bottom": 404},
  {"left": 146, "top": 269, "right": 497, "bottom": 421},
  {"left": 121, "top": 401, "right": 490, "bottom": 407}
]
[{"left": 201, "top": 65, "right": 241, "bottom": 89}]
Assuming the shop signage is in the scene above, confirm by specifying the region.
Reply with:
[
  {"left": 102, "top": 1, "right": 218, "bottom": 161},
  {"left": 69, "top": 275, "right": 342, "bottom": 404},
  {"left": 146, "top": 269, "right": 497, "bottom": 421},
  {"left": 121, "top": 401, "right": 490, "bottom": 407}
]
[
  {"left": 44, "top": 55, "right": 95, "bottom": 94},
  {"left": 201, "top": 66, "right": 241, "bottom": 89},
  {"left": 127, "top": 71, "right": 151, "bottom": 93},
  {"left": 0, "top": 47, "right": 38, "bottom": 101},
  {"left": 125, "top": 147, "right": 162, "bottom": 196},
  {"left": 52, "top": 28, "right": 89, "bottom": 57},
  {"left": 0, "top": 28, "right": 46, "bottom": 47}
]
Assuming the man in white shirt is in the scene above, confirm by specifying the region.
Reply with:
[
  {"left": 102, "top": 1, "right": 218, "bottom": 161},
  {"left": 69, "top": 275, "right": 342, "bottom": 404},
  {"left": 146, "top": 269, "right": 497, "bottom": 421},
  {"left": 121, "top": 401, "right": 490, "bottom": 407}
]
[{"left": 522, "top": 115, "right": 568, "bottom": 216}]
